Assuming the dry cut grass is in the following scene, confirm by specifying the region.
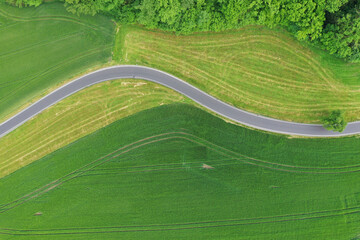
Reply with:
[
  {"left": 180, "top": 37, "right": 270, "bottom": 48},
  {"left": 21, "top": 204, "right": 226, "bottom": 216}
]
[
  {"left": 0, "top": 79, "right": 188, "bottom": 177},
  {"left": 118, "top": 25, "right": 360, "bottom": 123}
]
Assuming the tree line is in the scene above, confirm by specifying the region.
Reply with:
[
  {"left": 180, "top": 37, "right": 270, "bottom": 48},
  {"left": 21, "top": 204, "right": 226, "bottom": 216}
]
[{"left": 4, "top": 0, "right": 360, "bottom": 62}]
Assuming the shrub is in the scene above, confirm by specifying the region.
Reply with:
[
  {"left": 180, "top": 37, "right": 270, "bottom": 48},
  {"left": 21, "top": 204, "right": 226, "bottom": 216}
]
[{"left": 322, "top": 110, "right": 347, "bottom": 132}]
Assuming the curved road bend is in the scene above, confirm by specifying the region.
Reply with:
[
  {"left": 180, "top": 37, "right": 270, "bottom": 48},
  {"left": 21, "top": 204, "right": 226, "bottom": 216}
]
[{"left": 0, "top": 65, "right": 360, "bottom": 138}]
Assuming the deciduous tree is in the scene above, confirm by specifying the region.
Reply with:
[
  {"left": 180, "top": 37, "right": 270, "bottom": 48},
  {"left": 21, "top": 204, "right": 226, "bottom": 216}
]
[{"left": 322, "top": 110, "right": 347, "bottom": 132}]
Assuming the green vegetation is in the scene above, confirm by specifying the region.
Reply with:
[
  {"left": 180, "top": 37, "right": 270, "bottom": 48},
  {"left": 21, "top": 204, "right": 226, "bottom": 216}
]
[
  {"left": 70, "top": 0, "right": 360, "bottom": 62},
  {"left": 319, "top": 2, "right": 360, "bottom": 61},
  {"left": 11, "top": 0, "right": 358, "bottom": 62},
  {"left": 0, "top": 79, "right": 188, "bottom": 177},
  {"left": 1, "top": 104, "right": 360, "bottom": 239},
  {"left": 322, "top": 110, "right": 348, "bottom": 132},
  {"left": 1, "top": 2, "right": 359, "bottom": 125},
  {"left": 0, "top": 1, "right": 114, "bottom": 121},
  {"left": 4, "top": 0, "right": 42, "bottom": 7},
  {"left": 116, "top": 25, "right": 360, "bottom": 123},
  {"left": 0, "top": 3, "right": 359, "bottom": 239}
]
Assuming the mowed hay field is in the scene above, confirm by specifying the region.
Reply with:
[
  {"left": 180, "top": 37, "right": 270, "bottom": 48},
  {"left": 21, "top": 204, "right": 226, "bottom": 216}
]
[
  {"left": 0, "top": 2, "right": 114, "bottom": 121},
  {"left": 1, "top": 104, "right": 360, "bottom": 239},
  {"left": 117, "top": 25, "right": 360, "bottom": 123},
  {"left": 0, "top": 79, "right": 189, "bottom": 177}
]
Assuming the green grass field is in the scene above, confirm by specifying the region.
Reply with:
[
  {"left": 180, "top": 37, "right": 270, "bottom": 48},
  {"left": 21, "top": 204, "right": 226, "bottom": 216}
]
[
  {"left": 1, "top": 4, "right": 360, "bottom": 238},
  {"left": 115, "top": 25, "right": 360, "bottom": 123},
  {"left": 1, "top": 104, "right": 360, "bottom": 239},
  {"left": 0, "top": 2, "right": 114, "bottom": 122}
]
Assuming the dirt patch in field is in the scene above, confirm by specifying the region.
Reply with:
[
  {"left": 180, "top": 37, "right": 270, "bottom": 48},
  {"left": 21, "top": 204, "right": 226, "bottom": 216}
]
[{"left": 202, "top": 164, "right": 214, "bottom": 169}]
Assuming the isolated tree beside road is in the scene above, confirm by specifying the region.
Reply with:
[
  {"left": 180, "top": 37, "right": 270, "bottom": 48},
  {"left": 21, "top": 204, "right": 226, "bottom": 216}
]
[{"left": 322, "top": 110, "right": 347, "bottom": 132}]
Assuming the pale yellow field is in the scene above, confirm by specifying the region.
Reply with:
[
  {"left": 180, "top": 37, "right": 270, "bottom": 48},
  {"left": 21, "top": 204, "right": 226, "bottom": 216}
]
[
  {"left": 119, "top": 25, "right": 360, "bottom": 123},
  {"left": 0, "top": 79, "right": 189, "bottom": 177}
]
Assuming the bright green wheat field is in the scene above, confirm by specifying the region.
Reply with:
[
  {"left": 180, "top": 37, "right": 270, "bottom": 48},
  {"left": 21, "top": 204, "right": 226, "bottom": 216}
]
[
  {"left": 0, "top": 2, "right": 114, "bottom": 121},
  {"left": 1, "top": 104, "right": 360, "bottom": 239}
]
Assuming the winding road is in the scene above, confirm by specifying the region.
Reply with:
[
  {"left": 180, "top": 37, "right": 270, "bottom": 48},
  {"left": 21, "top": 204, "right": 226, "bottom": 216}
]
[{"left": 0, "top": 65, "right": 359, "bottom": 138}]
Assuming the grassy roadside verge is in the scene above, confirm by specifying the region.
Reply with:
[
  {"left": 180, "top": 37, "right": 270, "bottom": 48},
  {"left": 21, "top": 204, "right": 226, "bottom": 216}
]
[{"left": 0, "top": 79, "right": 189, "bottom": 177}]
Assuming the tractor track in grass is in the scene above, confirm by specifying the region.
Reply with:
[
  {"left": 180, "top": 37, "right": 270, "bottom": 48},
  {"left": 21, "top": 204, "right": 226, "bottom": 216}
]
[
  {"left": 0, "top": 131, "right": 359, "bottom": 236},
  {"left": 0, "top": 31, "right": 86, "bottom": 60},
  {"left": 125, "top": 46, "right": 353, "bottom": 115},
  {"left": 2, "top": 131, "right": 360, "bottom": 215},
  {"left": 0, "top": 205, "right": 359, "bottom": 235},
  {"left": 0, "top": 7, "right": 112, "bottom": 35},
  {"left": 0, "top": 46, "right": 112, "bottom": 104},
  {"left": 126, "top": 29, "right": 360, "bottom": 121},
  {"left": 1, "top": 65, "right": 360, "bottom": 137}
]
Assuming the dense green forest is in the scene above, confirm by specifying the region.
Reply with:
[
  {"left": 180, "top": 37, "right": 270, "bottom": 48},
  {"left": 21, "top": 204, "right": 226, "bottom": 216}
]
[{"left": 4, "top": 0, "right": 360, "bottom": 62}]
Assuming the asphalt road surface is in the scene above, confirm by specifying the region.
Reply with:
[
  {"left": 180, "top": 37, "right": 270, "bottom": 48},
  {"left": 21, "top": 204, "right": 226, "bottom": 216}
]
[{"left": 1, "top": 65, "right": 359, "bottom": 138}]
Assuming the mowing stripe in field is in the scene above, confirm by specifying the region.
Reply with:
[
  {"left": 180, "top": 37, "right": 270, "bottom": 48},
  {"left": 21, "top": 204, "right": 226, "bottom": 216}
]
[{"left": 120, "top": 25, "right": 360, "bottom": 122}]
